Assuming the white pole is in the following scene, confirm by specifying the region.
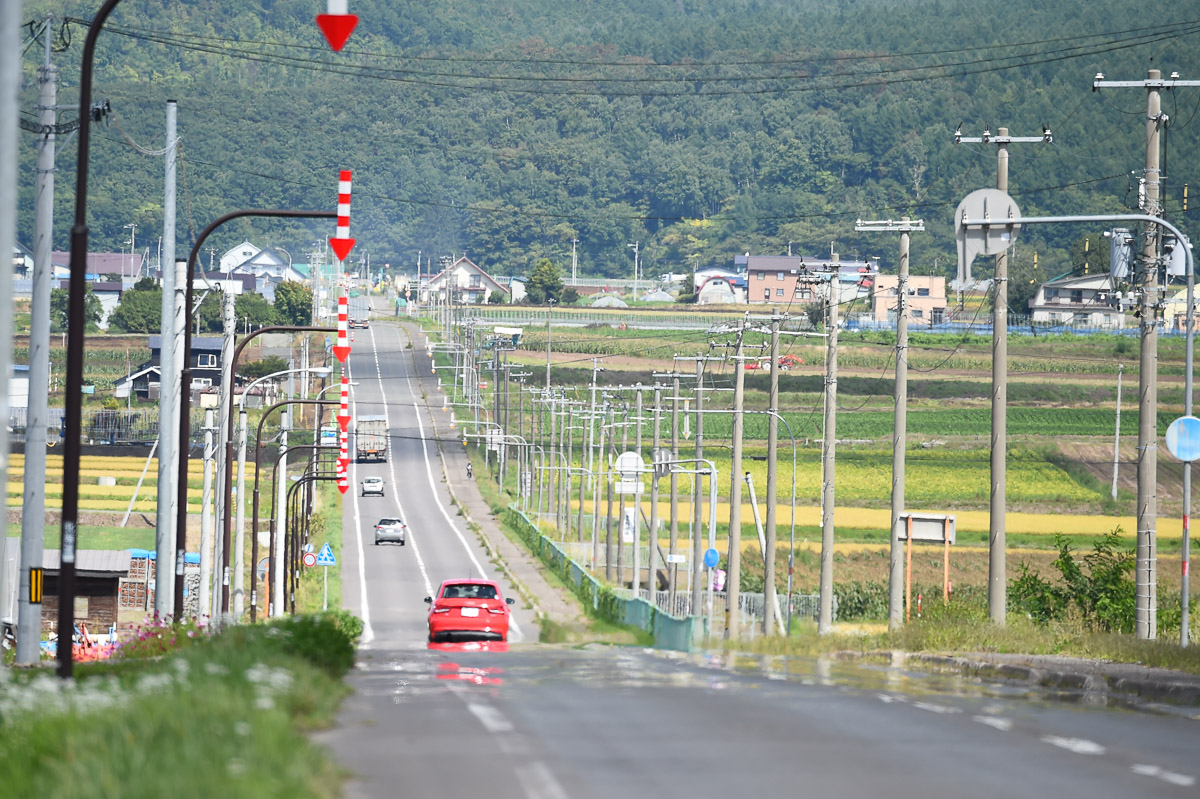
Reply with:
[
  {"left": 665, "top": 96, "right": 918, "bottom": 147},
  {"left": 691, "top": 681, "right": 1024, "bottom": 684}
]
[
  {"left": 199, "top": 409, "right": 214, "bottom": 616},
  {"left": 155, "top": 101, "right": 179, "bottom": 617},
  {"left": 323, "top": 565, "right": 328, "bottom": 611},
  {"left": 234, "top": 409, "right": 248, "bottom": 618}
]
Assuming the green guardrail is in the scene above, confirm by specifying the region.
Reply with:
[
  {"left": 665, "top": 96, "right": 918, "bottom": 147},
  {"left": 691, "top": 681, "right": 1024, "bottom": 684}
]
[{"left": 502, "top": 506, "right": 701, "bottom": 652}]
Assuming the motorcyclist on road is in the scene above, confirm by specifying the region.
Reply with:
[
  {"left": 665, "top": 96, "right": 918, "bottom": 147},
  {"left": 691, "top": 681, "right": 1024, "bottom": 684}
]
[{"left": 466, "top": 461, "right": 473, "bottom": 479}]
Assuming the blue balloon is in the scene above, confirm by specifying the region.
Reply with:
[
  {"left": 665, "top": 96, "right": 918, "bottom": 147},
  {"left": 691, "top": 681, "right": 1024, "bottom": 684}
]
[{"left": 703, "top": 548, "right": 720, "bottom": 569}]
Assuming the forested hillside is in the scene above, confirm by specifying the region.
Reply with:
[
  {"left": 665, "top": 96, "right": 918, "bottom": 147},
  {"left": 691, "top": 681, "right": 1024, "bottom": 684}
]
[{"left": 14, "top": 0, "right": 1200, "bottom": 284}]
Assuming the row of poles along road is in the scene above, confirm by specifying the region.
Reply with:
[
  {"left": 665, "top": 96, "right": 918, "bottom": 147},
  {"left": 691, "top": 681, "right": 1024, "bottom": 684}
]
[{"left": 430, "top": 69, "right": 1197, "bottom": 642}]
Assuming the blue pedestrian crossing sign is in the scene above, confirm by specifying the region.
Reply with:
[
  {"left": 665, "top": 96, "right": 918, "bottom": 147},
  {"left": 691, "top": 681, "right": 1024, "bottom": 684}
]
[{"left": 315, "top": 542, "right": 337, "bottom": 566}]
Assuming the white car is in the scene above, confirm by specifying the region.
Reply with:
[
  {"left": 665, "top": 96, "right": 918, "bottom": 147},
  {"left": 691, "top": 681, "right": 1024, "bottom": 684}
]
[{"left": 360, "top": 476, "right": 384, "bottom": 497}]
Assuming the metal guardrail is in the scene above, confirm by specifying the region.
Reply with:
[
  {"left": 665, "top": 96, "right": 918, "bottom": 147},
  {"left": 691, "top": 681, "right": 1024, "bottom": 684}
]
[{"left": 504, "top": 507, "right": 701, "bottom": 651}]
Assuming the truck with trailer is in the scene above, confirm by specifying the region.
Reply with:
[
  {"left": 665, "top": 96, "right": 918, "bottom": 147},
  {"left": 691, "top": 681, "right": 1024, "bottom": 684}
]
[{"left": 354, "top": 415, "right": 388, "bottom": 462}]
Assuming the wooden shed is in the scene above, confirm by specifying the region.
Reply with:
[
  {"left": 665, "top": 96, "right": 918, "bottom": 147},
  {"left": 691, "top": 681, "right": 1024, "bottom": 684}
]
[{"left": 41, "top": 550, "right": 132, "bottom": 636}]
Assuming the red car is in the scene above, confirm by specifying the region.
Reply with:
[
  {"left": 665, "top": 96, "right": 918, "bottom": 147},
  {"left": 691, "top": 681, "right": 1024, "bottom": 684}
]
[{"left": 425, "top": 579, "right": 514, "bottom": 643}]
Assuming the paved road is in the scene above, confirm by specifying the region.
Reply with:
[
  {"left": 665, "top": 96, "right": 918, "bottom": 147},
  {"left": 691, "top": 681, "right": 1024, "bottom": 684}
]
[{"left": 323, "top": 321, "right": 1200, "bottom": 799}]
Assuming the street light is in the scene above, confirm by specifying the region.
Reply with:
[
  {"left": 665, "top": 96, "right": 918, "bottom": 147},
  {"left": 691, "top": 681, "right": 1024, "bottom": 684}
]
[
  {"left": 232, "top": 366, "right": 330, "bottom": 619},
  {"left": 123, "top": 222, "right": 136, "bottom": 280}
]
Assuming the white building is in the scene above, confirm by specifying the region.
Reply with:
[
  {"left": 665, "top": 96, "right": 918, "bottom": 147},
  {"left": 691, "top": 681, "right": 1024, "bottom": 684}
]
[
  {"left": 421, "top": 257, "right": 510, "bottom": 305},
  {"left": 1027, "top": 273, "right": 1125, "bottom": 328}
]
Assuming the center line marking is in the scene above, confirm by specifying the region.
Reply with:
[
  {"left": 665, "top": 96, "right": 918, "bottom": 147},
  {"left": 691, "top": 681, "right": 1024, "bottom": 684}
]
[
  {"left": 467, "top": 702, "right": 515, "bottom": 733},
  {"left": 1042, "top": 736, "right": 1105, "bottom": 755}
]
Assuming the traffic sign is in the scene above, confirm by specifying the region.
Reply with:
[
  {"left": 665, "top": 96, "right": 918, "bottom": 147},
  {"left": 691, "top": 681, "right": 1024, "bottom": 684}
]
[
  {"left": 303, "top": 552, "right": 318, "bottom": 568},
  {"left": 703, "top": 548, "right": 719, "bottom": 569},
  {"left": 1167, "top": 416, "right": 1200, "bottom": 462},
  {"left": 315, "top": 542, "right": 337, "bottom": 566},
  {"left": 954, "top": 188, "right": 1021, "bottom": 284},
  {"left": 316, "top": 0, "right": 358, "bottom": 52}
]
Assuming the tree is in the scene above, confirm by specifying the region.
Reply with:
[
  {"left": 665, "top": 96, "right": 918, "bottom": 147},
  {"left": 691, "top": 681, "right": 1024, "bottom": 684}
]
[
  {"left": 50, "top": 286, "right": 103, "bottom": 333},
  {"left": 239, "top": 355, "right": 289, "bottom": 382},
  {"left": 107, "top": 283, "right": 163, "bottom": 333},
  {"left": 561, "top": 287, "right": 579, "bottom": 305},
  {"left": 235, "top": 292, "right": 278, "bottom": 331},
  {"left": 274, "top": 281, "right": 313, "bottom": 326},
  {"left": 525, "top": 258, "right": 564, "bottom": 305},
  {"left": 487, "top": 290, "right": 507, "bottom": 305}
]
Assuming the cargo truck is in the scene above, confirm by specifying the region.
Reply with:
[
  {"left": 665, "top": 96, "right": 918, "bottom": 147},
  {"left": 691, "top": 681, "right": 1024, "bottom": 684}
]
[{"left": 354, "top": 415, "right": 388, "bottom": 462}]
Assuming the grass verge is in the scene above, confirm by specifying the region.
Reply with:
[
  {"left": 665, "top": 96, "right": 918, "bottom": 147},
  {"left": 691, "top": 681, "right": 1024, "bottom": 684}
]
[{"left": 0, "top": 612, "right": 362, "bottom": 798}]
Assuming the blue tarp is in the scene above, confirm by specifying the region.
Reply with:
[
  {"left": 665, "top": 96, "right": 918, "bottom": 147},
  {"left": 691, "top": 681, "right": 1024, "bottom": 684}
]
[{"left": 128, "top": 549, "right": 200, "bottom": 565}]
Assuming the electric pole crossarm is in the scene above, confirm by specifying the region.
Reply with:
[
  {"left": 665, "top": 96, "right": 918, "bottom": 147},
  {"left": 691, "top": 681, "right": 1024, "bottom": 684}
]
[
  {"left": 854, "top": 219, "right": 926, "bottom": 232},
  {"left": 1094, "top": 76, "right": 1200, "bottom": 89}
]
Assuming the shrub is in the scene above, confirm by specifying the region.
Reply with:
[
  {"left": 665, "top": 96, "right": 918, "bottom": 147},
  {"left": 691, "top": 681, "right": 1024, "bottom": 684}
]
[
  {"left": 1009, "top": 529, "right": 1136, "bottom": 633},
  {"left": 270, "top": 614, "right": 357, "bottom": 677}
]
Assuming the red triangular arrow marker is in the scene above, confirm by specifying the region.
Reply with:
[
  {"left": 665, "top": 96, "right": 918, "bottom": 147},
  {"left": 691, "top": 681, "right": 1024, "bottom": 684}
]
[
  {"left": 338, "top": 457, "right": 349, "bottom": 473},
  {"left": 332, "top": 344, "right": 351, "bottom": 363},
  {"left": 329, "top": 236, "right": 356, "bottom": 262},
  {"left": 338, "top": 414, "right": 350, "bottom": 432},
  {"left": 338, "top": 480, "right": 349, "bottom": 495},
  {"left": 316, "top": 14, "right": 359, "bottom": 52}
]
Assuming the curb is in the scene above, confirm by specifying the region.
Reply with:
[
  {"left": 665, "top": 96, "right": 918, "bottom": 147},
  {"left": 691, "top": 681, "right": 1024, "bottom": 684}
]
[{"left": 903, "top": 652, "right": 1200, "bottom": 707}]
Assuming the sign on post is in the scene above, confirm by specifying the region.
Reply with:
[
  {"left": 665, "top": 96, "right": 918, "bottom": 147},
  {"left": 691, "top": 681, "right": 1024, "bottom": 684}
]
[
  {"left": 897, "top": 513, "right": 955, "bottom": 620},
  {"left": 315, "top": 542, "right": 336, "bottom": 612},
  {"left": 621, "top": 508, "right": 637, "bottom": 544},
  {"left": 315, "top": 542, "right": 337, "bottom": 566},
  {"left": 614, "top": 451, "right": 645, "bottom": 495},
  {"left": 302, "top": 552, "right": 318, "bottom": 568},
  {"left": 1166, "top": 416, "right": 1200, "bottom": 462}
]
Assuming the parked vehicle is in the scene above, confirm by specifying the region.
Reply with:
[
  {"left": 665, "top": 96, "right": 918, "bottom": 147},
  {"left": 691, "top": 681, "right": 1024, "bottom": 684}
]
[{"left": 354, "top": 416, "right": 388, "bottom": 462}]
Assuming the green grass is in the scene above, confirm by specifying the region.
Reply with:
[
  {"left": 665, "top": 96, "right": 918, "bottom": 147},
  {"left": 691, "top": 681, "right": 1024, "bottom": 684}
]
[
  {"left": 0, "top": 618, "right": 352, "bottom": 798},
  {"left": 728, "top": 599, "right": 1200, "bottom": 675},
  {"left": 293, "top": 485, "right": 344, "bottom": 613},
  {"left": 5, "top": 524, "right": 157, "bottom": 550}
]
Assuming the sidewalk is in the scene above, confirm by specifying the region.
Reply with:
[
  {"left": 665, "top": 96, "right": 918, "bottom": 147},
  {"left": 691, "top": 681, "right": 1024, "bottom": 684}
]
[{"left": 401, "top": 323, "right": 586, "bottom": 633}]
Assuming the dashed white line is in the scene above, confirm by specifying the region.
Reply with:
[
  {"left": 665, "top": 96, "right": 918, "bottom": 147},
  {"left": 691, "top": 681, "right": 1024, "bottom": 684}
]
[
  {"left": 1132, "top": 764, "right": 1196, "bottom": 787},
  {"left": 361, "top": 329, "right": 434, "bottom": 598},
  {"left": 515, "top": 762, "right": 572, "bottom": 799},
  {"left": 393, "top": 325, "right": 524, "bottom": 642},
  {"left": 1041, "top": 736, "right": 1106, "bottom": 756},
  {"left": 913, "top": 701, "right": 961, "bottom": 715},
  {"left": 467, "top": 702, "right": 515, "bottom": 733},
  {"left": 972, "top": 715, "right": 1013, "bottom": 732},
  {"left": 346, "top": 359, "right": 375, "bottom": 647}
]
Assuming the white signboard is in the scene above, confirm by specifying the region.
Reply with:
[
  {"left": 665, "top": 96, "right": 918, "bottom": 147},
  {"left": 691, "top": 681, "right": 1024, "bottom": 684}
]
[
  {"left": 621, "top": 508, "right": 637, "bottom": 544},
  {"left": 896, "top": 513, "right": 956, "bottom": 544},
  {"left": 614, "top": 451, "right": 645, "bottom": 495}
]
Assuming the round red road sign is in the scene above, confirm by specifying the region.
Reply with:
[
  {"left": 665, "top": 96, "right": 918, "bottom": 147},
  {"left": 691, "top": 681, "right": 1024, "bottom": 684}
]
[{"left": 303, "top": 552, "right": 318, "bottom": 568}]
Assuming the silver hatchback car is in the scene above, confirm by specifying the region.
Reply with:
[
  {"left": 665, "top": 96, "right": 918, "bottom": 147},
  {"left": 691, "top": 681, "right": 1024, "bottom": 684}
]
[{"left": 374, "top": 517, "right": 406, "bottom": 546}]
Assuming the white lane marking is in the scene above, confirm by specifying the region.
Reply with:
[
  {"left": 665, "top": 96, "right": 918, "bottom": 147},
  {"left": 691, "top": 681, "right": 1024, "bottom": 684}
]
[
  {"left": 1042, "top": 736, "right": 1106, "bottom": 756},
  {"left": 346, "top": 358, "right": 375, "bottom": 647},
  {"left": 394, "top": 325, "right": 524, "bottom": 642},
  {"left": 972, "top": 715, "right": 1013, "bottom": 732},
  {"left": 360, "top": 329, "right": 434, "bottom": 598},
  {"left": 913, "top": 701, "right": 961, "bottom": 715},
  {"left": 467, "top": 702, "right": 515, "bottom": 733},
  {"left": 515, "top": 762, "right": 572, "bottom": 799},
  {"left": 1132, "top": 764, "right": 1196, "bottom": 787}
]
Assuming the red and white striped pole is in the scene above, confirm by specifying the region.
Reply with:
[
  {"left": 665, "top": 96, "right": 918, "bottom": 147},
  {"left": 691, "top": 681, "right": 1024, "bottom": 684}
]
[
  {"left": 333, "top": 295, "right": 350, "bottom": 363},
  {"left": 329, "top": 170, "right": 355, "bottom": 263},
  {"left": 338, "top": 428, "right": 350, "bottom": 495}
]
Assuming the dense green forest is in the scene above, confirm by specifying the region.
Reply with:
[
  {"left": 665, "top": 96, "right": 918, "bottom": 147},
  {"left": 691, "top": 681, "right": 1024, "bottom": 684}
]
[{"left": 14, "top": 0, "right": 1200, "bottom": 288}]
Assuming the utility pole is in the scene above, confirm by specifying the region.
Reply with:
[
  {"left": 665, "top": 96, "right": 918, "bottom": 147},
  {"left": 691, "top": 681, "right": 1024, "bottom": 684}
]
[
  {"left": 216, "top": 289, "right": 235, "bottom": 617},
  {"left": 545, "top": 299, "right": 555, "bottom": 389},
  {"left": 1112, "top": 364, "right": 1123, "bottom": 500},
  {"left": 592, "top": 399, "right": 607, "bottom": 573},
  {"left": 856, "top": 217, "right": 926, "bottom": 630},
  {"left": 1092, "top": 69, "right": 1200, "bottom": 639},
  {"left": 605, "top": 404, "right": 616, "bottom": 581},
  {"left": 270, "top": 411, "right": 289, "bottom": 618},
  {"left": 16, "top": 24, "right": 56, "bottom": 665},
  {"left": 234, "top": 407, "right": 248, "bottom": 618},
  {"left": 819, "top": 276, "right": 839, "bottom": 634},
  {"left": 617, "top": 402, "right": 629, "bottom": 585},
  {"left": 633, "top": 387, "right": 645, "bottom": 594},
  {"left": 763, "top": 317, "right": 781, "bottom": 636},
  {"left": 629, "top": 241, "right": 640, "bottom": 298},
  {"left": 955, "top": 124, "right": 1050, "bottom": 626},
  {"left": 669, "top": 366, "right": 681, "bottom": 605},
  {"left": 649, "top": 384, "right": 662, "bottom": 596},
  {"left": 690, "top": 357, "right": 706, "bottom": 616},
  {"left": 0, "top": 2, "right": 15, "bottom": 663},
  {"left": 199, "top": 409, "right": 215, "bottom": 616},
  {"left": 155, "top": 100, "right": 180, "bottom": 617},
  {"left": 571, "top": 238, "right": 579, "bottom": 286},
  {"left": 725, "top": 329, "right": 746, "bottom": 639}
]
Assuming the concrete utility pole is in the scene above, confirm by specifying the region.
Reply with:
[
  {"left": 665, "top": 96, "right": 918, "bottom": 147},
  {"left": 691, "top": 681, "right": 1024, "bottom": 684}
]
[
  {"left": 690, "top": 357, "right": 706, "bottom": 616},
  {"left": 1112, "top": 364, "right": 1123, "bottom": 501},
  {"left": 0, "top": 1, "right": 15, "bottom": 663},
  {"left": 234, "top": 407, "right": 248, "bottom": 618},
  {"left": 649, "top": 385, "right": 662, "bottom": 596},
  {"left": 199, "top": 409, "right": 215, "bottom": 616},
  {"left": 217, "top": 290, "right": 235, "bottom": 617},
  {"left": 725, "top": 330, "right": 746, "bottom": 639},
  {"left": 1092, "top": 70, "right": 1200, "bottom": 638},
  {"left": 271, "top": 412, "right": 289, "bottom": 618},
  {"left": 669, "top": 369, "right": 681, "bottom": 603},
  {"left": 155, "top": 100, "right": 180, "bottom": 617},
  {"left": 819, "top": 277, "right": 839, "bottom": 634},
  {"left": 629, "top": 242, "right": 640, "bottom": 299},
  {"left": 763, "top": 317, "right": 781, "bottom": 635},
  {"left": 545, "top": 299, "right": 554, "bottom": 389},
  {"left": 604, "top": 404, "right": 616, "bottom": 581},
  {"left": 571, "top": 238, "right": 579, "bottom": 286},
  {"left": 856, "top": 217, "right": 926, "bottom": 630},
  {"left": 591, "top": 399, "right": 607, "bottom": 572},
  {"left": 16, "top": 22, "right": 55, "bottom": 666},
  {"left": 955, "top": 124, "right": 1049, "bottom": 626}
]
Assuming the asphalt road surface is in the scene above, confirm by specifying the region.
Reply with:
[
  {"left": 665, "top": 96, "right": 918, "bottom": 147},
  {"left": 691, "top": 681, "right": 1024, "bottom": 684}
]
[{"left": 323, "top": 321, "right": 1200, "bottom": 799}]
